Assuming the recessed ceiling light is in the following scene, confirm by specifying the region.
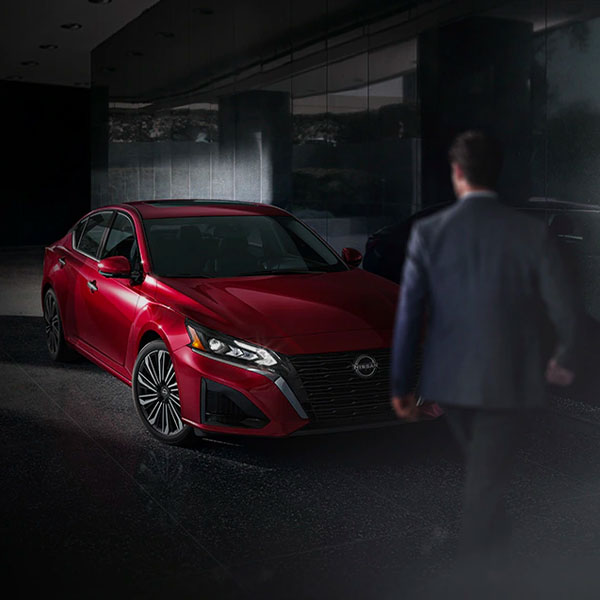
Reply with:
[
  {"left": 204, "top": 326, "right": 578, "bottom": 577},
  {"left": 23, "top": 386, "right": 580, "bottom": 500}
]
[
  {"left": 155, "top": 31, "right": 175, "bottom": 38},
  {"left": 193, "top": 7, "right": 214, "bottom": 15},
  {"left": 21, "top": 60, "right": 40, "bottom": 67},
  {"left": 39, "top": 44, "right": 59, "bottom": 50},
  {"left": 61, "top": 23, "right": 83, "bottom": 30}
]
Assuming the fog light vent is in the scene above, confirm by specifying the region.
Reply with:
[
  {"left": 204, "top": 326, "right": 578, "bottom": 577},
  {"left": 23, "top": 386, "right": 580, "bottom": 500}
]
[{"left": 201, "top": 379, "right": 268, "bottom": 429}]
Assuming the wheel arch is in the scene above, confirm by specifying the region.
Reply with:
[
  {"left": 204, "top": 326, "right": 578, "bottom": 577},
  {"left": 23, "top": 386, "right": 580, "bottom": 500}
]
[
  {"left": 126, "top": 323, "right": 171, "bottom": 377},
  {"left": 125, "top": 300, "right": 189, "bottom": 379},
  {"left": 41, "top": 281, "right": 53, "bottom": 302},
  {"left": 138, "top": 329, "right": 163, "bottom": 353}
]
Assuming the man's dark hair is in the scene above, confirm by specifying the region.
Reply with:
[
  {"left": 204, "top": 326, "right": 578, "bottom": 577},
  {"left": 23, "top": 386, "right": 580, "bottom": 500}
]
[{"left": 448, "top": 130, "right": 503, "bottom": 188}]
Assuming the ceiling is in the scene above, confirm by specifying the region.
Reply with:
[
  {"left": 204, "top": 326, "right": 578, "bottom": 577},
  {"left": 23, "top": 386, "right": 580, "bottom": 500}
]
[
  {"left": 2, "top": 0, "right": 598, "bottom": 95},
  {"left": 0, "top": 0, "right": 159, "bottom": 88},
  {"left": 92, "top": 0, "right": 425, "bottom": 103}
]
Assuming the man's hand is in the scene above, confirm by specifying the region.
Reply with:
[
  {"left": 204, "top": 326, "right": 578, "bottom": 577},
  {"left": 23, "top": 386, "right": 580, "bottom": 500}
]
[
  {"left": 545, "top": 358, "right": 575, "bottom": 387},
  {"left": 391, "top": 393, "right": 418, "bottom": 420}
]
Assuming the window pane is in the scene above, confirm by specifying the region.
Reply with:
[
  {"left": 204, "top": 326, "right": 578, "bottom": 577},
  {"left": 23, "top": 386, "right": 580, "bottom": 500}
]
[
  {"left": 72, "top": 218, "right": 88, "bottom": 249},
  {"left": 102, "top": 213, "right": 137, "bottom": 261},
  {"left": 78, "top": 212, "right": 113, "bottom": 258}
]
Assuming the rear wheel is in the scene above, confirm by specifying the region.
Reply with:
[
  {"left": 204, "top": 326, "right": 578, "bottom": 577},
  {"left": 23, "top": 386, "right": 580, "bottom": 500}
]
[
  {"left": 132, "top": 340, "right": 194, "bottom": 445},
  {"left": 43, "top": 288, "right": 78, "bottom": 361}
]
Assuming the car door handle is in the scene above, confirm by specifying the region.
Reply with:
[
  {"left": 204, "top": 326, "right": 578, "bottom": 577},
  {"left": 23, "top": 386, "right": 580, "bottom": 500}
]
[
  {"left": 87, "top": 280, "right": 98, "bottom": 293},
  {"left": 58, "top": 257, "right": 66, "bottom": 267},
  {"left": 557, "top": 234, "right": 583, "bottom": 242}
]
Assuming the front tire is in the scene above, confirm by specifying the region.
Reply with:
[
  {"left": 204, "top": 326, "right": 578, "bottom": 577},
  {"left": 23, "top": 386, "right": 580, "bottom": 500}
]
[{"left": 133, "top": 340, "right": 194, "bottom": 445}]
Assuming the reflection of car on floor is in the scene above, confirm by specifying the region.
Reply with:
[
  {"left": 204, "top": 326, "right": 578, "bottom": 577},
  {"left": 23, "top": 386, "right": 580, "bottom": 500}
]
[{"left": 42, "top": 200, "right": 436, "bottom": 444}]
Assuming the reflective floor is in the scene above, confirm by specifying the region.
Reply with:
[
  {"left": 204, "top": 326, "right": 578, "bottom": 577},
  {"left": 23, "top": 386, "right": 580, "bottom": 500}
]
[{"left": 2, "top": 249, "right": 600, "bottom": 598}]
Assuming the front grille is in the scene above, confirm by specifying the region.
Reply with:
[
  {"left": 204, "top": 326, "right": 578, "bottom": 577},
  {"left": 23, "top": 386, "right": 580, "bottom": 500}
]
[{"left": 288, "top": 349, "right": 395, "bottom": 428}]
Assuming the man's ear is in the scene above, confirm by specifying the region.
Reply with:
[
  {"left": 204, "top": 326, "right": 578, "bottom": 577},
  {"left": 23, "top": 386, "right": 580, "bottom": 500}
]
[{"left": 451, "top": 162, "right": 463, "bottom": 180}]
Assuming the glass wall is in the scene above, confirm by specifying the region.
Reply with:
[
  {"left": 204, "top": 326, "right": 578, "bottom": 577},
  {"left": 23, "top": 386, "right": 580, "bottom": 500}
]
[
  {"left": 286, "top": 39, "right": 419, "bottom": 249},
  {"left": 480, "top": 0, "right": 600, "bottom": 320},
  {"left": 92, "top": 0, "right": 427, "bottom": 254},
  {"left": 91, "top": 0, "right": 600, "bottom": 318}
]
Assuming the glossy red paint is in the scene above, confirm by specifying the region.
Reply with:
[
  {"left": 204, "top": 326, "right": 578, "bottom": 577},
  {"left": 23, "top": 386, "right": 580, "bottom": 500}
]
[
  {"left": 42, "top": 201, "right": 434, "bottom": 439},
  {"left": 342, "top": 247, "right": 363, "bottom": 268},
  {"left": 98, "top": 255, "right": 131, "bottom": 277}
]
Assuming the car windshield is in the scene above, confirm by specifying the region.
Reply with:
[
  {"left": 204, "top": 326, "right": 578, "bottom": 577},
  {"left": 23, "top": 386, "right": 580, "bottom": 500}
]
[{"left": 144, "top": 215, "right": 347, "bottom": 278}]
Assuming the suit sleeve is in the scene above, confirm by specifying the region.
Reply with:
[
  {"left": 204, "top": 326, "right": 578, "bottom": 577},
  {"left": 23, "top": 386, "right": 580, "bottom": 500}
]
[
  {"left": 539, "top": 230, "right": 581, "bottom": 370},
  {"left": 391, "top": 224, "right": 430, "bottom": 397}
]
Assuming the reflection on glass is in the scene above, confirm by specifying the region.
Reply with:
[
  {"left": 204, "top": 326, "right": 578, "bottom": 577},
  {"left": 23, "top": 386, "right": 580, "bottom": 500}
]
[{"left": 107, "top": 102, "right": 219, "bottom": 203}]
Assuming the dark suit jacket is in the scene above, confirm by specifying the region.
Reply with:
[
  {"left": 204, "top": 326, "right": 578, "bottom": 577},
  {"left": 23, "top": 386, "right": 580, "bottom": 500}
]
[{"left": 391, "top": 194, "right": 579, "bottom": 409}]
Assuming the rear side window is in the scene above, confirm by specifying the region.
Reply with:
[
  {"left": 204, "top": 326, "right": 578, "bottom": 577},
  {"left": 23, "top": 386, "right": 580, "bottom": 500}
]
[{"left": 76, "top": 212, "right": 113, "bottom": 259}]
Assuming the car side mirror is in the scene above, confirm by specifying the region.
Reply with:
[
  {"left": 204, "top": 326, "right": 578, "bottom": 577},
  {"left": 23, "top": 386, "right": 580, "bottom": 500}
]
[
  {"left": 98, "top": 256, "right": 132, "bottom": 278},
  {"left": 342, "top": 247, "right": 363, "bottom": 268}
]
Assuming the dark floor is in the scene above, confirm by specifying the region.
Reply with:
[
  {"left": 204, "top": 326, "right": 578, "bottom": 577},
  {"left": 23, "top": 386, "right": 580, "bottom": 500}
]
[{"left": 2, "top": 249, "right": 600, "bottom": 599}]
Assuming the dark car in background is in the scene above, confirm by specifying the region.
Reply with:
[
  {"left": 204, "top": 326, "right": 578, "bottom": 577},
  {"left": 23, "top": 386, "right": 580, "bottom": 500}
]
[
  {"left": 362, "top": 203, "right": 450, "bottom": 282},
  {"left": 364, "top": 198, "right": 599, "bottom": 284},
  {"left": 363, "top": 197, "right": 600, "bottom": 403}
]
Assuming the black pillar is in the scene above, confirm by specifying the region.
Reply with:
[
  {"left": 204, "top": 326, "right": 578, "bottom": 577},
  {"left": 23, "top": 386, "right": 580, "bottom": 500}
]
[
  {"left": 419, "top": 17, "right": 533, "bottom": 207},
  {"left": 91, "top": 85, "right": 110, "bottom": 208}
]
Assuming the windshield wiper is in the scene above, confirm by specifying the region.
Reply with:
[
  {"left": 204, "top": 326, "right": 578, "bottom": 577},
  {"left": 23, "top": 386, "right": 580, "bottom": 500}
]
[
  {"left": 242, "top": 269, "right": 326, "bottom": 276},
  {"left": 165, "top": 273, "right": 213, "bottom": 278}
]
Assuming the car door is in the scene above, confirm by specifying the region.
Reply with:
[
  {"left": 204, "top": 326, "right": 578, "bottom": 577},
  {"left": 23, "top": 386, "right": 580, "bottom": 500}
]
[
  {"left": 75, "top": 211, "right": 142, "bottom": 366},
  {"left": 547, "top": 209, "right": 600, "bottom": 322},
  {"left": 49, "top": 216, "right": 89, "bottom": 339},
  {"left": 71, "top": 210, "right": 113, "bottom": 347}
]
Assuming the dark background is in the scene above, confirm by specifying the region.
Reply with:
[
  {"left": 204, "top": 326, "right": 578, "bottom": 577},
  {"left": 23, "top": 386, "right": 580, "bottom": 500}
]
[{"left": 0, "top": 81, "right": 90, "bottom": 247}]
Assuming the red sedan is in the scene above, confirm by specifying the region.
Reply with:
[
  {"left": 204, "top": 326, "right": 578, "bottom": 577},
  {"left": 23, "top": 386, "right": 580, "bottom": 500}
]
[{"left": 42, "top": 200, "right": 431, "bottom": 443}]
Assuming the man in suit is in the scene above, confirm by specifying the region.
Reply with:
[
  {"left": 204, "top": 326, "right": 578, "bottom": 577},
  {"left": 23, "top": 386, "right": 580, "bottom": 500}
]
[{"left": 390, "top": 130, "right": 579, "bottom": 563}]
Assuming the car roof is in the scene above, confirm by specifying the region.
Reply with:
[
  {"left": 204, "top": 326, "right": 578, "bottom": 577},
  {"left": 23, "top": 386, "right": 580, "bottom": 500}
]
[
  {"left": 110, "top": 199, "right": 290, "bottom": 219},
  {"left": 524, "top": 197, "right": 600, "bottom": 212}
]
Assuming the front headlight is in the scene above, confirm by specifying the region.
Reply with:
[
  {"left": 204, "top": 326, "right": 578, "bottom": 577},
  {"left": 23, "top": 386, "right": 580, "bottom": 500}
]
[{"left": 185, "top": 320, "right": 279, "bottom": 370}]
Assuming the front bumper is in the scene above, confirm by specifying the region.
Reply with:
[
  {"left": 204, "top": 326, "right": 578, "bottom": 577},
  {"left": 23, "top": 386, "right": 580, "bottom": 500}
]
[
  {"left": 173, "top": 345, "right": 310, "bottom": 437},
  {"left": 173, "top": 345, "right": 438, "bottom": 438}
]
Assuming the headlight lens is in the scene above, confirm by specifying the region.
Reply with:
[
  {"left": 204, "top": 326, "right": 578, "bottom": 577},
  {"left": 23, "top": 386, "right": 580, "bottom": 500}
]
[{"left": 185, "top": 320, "right": 279, "bottom": 370}]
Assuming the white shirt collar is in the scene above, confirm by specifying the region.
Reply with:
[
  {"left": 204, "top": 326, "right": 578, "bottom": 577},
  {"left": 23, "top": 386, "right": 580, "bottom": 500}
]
[{"left": 459, "top": 190, "right": 498, "bottom": 202}]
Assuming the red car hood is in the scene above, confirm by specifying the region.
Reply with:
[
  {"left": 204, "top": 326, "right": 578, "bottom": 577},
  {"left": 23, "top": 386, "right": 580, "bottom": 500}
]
[{"left": 157, "top": 269, "right": 399, "bottom": 343}]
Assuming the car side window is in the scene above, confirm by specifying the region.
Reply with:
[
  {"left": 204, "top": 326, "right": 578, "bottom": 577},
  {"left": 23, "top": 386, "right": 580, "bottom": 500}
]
[
  {"left": 77, "top": 212, "right": 113, "bottom": 259},
  {"left": 72, "top": 218, "right": 88, "bottom": 249},
  {"left": 101, "top": 213, "right": 138, "bottom": 262}
]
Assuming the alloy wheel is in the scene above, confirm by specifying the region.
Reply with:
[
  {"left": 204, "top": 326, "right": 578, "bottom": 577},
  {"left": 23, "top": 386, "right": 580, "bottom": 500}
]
[
  {"left": 44, "top": 291, "right": 60, "bottom": 356},
  {"left": 136, "top": 349, "right": 184, "bottom": 437}
]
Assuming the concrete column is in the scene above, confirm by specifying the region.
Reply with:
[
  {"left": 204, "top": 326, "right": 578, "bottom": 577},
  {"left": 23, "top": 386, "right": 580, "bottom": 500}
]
[
  {"left": 91, "top": 85, "right": 110, "bottom": 208},
  {"left": 418, "top": 17, "right": 533, "bottom": 206},
  {"left": 218, "top": 90, "right": 292, "bottom": 206}
]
